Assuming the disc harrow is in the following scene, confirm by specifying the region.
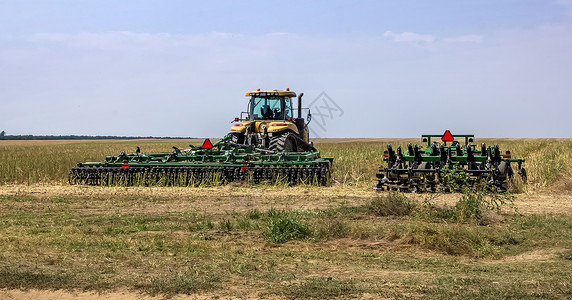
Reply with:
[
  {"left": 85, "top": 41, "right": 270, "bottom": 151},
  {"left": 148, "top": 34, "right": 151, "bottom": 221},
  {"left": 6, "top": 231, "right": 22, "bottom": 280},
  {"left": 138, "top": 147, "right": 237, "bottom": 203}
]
[
  {"left": 374, "top": 133, "right": 526, "bottom": 192},
  {"left": 69, "top": 136, "right": 332, "bottom": 187}
]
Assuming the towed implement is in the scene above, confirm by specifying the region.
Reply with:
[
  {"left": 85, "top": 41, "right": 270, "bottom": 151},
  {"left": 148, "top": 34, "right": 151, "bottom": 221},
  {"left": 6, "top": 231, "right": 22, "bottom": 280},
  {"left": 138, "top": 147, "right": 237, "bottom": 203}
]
[
  {"left": 70, "top": 89, "right": 332, "bottom": 187},
  {"left": 69, "top": 127, "right": 332, "bottom": 187},
  {"left": 375, "top": 131, "right": 526, "bottom": 192}
]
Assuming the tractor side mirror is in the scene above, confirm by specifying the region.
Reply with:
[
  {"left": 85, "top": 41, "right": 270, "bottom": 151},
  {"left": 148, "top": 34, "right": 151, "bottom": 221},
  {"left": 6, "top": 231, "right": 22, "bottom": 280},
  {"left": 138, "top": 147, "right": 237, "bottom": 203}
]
[
  {"left": 422, "top": 138, "right": 428, "bottom": 143},
  {"left": 468, "top": 138, "right": 474, "bottom": 143},
  {"left": 307, "top": 113, "right": 312, "bottom": 122}
]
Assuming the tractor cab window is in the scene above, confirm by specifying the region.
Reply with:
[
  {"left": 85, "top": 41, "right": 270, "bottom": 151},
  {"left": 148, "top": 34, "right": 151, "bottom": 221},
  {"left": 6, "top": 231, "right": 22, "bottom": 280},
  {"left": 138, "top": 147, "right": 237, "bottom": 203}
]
[
  {"left": 283, "top": 98, "right": 292, "bottom": 119},
  {"left": 250, "top": 96, "right": 292, "bottom": 120}
]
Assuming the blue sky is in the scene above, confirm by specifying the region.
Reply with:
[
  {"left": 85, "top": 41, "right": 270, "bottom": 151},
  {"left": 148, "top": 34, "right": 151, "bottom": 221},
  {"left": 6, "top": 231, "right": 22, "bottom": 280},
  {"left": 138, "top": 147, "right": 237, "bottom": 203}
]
[{"left": 1, "top": 0, "right": 571, "bottom": 137}]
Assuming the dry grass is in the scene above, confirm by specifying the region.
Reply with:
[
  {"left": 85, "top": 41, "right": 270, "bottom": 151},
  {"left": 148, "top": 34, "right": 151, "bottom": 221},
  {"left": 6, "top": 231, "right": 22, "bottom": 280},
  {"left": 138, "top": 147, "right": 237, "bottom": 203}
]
[
  {"left": 0, "top": 140, "right": 203, "bottom": 185},
  {"left": 0, "top": 138, "right": 571, "bottom": 298},
  {"left": 3, "top": 138, "right": 569, "bottom": 191},
  {"left": 316, "top": 138, "right": 572, "bottom": 191},
  {"left": 0, "top": 190, "right": 571, "bottom": 298}
]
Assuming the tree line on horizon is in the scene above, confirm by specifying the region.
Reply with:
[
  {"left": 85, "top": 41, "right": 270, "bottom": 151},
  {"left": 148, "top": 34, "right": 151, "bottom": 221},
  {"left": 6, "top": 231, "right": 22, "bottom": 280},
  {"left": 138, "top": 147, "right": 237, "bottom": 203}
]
[{"left": 0, "top": 131, "right": 193, "bottom": 140}]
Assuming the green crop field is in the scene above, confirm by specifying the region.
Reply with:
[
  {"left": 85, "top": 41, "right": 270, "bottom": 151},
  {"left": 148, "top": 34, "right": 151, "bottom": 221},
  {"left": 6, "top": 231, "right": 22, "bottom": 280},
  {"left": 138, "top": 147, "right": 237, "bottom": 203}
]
[{"left": 0, "top": 138, "right": 571, "bottom": 299}]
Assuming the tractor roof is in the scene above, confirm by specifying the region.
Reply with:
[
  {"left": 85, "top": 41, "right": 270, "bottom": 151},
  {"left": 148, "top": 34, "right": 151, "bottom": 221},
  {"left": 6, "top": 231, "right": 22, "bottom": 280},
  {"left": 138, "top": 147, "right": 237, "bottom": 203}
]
[{"left": 245, "top": 90, "right": 296, "bottom": 97}]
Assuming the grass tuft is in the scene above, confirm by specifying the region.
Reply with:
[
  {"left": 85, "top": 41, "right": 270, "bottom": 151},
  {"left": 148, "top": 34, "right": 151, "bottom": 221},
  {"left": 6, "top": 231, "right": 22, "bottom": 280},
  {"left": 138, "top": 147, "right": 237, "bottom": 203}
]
[
  {"left": 219, "top": 219, "right": 234, "bottom": 231},
  {"left": 264, "top": 214, "right": 311, "bottom": 243},
  {"left": 140, "top": 268, "right": 220, "bottom": 297},
  {"left": 282, "top": 277, "right": 360, "bottom": 299},
  {"left": 0, "top": 266, "right": 73, "bottom": 290},
  {"left": 396, "top": 222, "right": 521, "bottom": 257},
  {"left": 315, "top": 218, "right": 350, "bottom": 240},
  {"left": 368, "top": 192, "right": 417, "bottom": 217},
  {"left": 557, "top": 250, "right": 572, "bottom": 260}
]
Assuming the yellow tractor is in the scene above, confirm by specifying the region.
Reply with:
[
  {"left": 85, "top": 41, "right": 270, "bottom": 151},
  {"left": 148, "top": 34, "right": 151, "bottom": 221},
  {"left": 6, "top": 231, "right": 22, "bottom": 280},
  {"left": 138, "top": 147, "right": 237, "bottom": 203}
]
[{"left": 229, "top": 89, "right": 315, "bottom": 152}]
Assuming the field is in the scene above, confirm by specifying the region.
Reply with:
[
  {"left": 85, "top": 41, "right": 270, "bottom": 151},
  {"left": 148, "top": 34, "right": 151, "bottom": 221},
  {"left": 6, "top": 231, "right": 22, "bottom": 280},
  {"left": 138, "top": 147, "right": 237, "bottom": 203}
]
[{"left": 0, "top": 138, "right": 571, "bottom": 299}]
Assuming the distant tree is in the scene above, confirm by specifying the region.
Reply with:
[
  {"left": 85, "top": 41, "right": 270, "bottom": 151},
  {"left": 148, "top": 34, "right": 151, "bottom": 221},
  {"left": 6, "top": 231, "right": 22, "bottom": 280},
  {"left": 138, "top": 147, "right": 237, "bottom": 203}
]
[{"left": 0, "top": 131, "right": 5, "bottom": 137}]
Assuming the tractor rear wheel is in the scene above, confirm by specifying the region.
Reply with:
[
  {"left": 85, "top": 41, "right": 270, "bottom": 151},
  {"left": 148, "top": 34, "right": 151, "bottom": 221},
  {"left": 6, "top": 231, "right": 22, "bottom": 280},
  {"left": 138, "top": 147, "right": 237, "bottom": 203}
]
[{"left": 269, "top": 132, "right": 297, "bottom": 152}]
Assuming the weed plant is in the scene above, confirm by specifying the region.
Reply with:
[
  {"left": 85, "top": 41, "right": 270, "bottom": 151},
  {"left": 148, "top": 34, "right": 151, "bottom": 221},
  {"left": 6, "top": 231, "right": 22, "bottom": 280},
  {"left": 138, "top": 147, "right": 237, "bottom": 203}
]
[
  {"left": 264, "top": 212, "right": 312, "bottom": 243},
  {"left": 368, "top": 192, "right": 417, "bottom": 216}
]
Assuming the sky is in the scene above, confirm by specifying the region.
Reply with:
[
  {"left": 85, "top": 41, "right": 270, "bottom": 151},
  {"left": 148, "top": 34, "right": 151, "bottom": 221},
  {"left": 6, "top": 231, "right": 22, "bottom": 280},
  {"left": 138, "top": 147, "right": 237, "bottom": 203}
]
[{"left": 1, "top": 0, "right": 571, "bottom": 138}]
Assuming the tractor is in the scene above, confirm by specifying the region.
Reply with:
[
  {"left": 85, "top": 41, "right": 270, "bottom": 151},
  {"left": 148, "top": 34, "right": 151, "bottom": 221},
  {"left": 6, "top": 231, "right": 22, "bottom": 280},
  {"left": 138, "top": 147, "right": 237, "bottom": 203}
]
[
  {"left": 69, "top": 89, "right": 332, "bottom": 186},
  {"left": 228, "top": 89, "right": 315, "bottom": 152}
]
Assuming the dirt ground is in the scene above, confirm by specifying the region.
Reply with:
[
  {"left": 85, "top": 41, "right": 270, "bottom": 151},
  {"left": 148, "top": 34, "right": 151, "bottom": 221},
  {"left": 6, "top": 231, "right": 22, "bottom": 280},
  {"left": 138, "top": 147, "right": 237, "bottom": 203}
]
[
  {"left": 0, "top": 289, "right": 275, "bottom": 300},
  {"left": 0, "top": 184, "right": 570, "bottom": 299},
  {"left": 0, "top": 184, "right": 570, "bottom": 216}
]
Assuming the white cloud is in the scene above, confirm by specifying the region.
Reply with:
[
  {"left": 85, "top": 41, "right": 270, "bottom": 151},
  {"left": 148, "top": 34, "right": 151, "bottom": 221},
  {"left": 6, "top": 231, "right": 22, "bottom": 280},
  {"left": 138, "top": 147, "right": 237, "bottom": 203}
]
[
  {"left": 29, "top": 31, "right": 243, "bottom": 50},
  {"left": 442, "top": 35, "right": 483, "bottom": 43},
  {"left": 267, "top": 32, "right": 290, "bottom": 36},
  {"left": 384, "top": 31, "right": 483, "bottom": 45},
  {"left": 383, "top": 30, "right": 435, "bottom": 43}
]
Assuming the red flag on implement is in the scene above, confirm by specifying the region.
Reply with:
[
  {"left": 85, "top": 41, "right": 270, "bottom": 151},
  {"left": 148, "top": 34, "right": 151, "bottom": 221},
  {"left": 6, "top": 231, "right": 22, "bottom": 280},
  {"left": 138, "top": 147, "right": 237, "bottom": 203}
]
[
  {"left": 441, "top": 130, "right": 454, "bottom": 142},
  {"left": 202, "top": 138, "right": 213, "bottom": 149}
]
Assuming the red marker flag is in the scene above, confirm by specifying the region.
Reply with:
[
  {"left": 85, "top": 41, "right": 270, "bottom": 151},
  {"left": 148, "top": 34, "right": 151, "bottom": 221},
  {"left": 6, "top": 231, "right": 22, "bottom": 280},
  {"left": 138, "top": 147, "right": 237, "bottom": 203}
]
[
  {"left": 441, "top": 130, "right": 454, "bottom": 142},
  {"left": 202, "top": 138, "right": 213, "bottom": 149}
]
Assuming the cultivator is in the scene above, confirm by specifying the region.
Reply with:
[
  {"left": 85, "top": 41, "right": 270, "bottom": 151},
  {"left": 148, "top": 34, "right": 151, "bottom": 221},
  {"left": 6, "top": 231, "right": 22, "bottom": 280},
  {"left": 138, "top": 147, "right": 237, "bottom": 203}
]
[
  {"left": 375, "top": 131, "right": 526, "bottom": 192},
  {"left": 69, "top": 135, "right": 333, "bottom": 186}
]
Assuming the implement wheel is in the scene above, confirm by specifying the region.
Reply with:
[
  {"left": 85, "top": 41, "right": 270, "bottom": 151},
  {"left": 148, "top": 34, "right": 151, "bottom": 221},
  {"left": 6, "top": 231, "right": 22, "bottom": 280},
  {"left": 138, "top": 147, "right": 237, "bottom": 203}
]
[{"left": 519, "top": 167, "right": 528, "bottom": 183}]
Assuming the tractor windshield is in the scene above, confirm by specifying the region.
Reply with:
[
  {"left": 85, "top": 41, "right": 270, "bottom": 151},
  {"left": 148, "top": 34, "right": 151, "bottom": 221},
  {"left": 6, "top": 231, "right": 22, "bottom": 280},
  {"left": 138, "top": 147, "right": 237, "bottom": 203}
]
[{"left": 250, "top": 96, "right": 292, "bottom": 120}]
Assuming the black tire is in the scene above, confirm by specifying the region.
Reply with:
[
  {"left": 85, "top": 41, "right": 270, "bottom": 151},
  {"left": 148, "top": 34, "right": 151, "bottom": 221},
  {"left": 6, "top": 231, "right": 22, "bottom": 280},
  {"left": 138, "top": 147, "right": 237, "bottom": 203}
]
[
  {"left": 414, "top": 162, "right": 435, "bottom": 192},
  {"left": 496, "top": 161, "right": 510, "bottom": 190},
  {"left": 296, "top": 137, "right": 317, "bottom": 152},
  {"left": 269, "top": 132, "right": 297, "bottom": 152},
  {"left": 283, "top": 135, "right": 297, "bottom": 152},
  {"left": 519, "top": 167, "right": 527, "bottom": 183},
  {"left": 228, "top": 132, "right": 245, "bottom": 144},
  {"left": 498, "top": 161, "right": 509, "bottom": 178}
]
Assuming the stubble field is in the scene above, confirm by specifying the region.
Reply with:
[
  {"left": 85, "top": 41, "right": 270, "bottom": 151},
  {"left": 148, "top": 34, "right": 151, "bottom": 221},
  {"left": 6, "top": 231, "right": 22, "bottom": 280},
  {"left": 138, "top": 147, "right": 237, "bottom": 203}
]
[{"left": 0, "top": 138, "right": 571, "bottom": 299}]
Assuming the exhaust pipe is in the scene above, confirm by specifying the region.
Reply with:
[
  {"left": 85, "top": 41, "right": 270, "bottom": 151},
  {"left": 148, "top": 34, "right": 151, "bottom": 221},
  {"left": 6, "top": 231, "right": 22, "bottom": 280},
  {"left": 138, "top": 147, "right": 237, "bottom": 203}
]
[{"left": 298, "top": 92, "right": 304, "bottom": 119}]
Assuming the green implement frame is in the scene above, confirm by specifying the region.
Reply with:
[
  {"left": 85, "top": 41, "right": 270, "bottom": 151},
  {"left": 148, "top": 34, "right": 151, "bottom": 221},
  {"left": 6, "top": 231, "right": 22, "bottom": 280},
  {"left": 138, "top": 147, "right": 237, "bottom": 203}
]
[
  {"left": 422, "top": 134, "right": 474, "bottom": 147},
  {"left": 375, "top": 134, "right": 526, "bottom": 192},
  {"left": 69, "top": 135, "right": 333, "bottom": 186}
]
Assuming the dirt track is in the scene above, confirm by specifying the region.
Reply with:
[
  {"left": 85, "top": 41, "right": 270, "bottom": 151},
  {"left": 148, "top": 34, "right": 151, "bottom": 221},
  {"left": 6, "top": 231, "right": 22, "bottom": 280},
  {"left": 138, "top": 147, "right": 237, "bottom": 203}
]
[
  {"left": 0, "top": 289, "right": 264, "bottom": 300},
  {"left": 1, "top": 184, "right": 570, "bottom": 216}
]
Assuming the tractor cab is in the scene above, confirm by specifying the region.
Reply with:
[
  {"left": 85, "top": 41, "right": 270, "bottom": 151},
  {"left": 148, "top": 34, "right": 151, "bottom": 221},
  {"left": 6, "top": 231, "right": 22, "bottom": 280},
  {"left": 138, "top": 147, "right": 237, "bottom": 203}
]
[{"left": 247, "top": 90, "right": 294, "bottom": 121}]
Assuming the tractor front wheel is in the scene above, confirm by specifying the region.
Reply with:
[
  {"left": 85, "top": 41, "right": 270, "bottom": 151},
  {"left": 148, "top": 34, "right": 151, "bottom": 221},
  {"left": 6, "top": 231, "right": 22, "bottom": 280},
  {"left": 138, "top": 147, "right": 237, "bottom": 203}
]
[{"left": 229, "top": 132, "right": 245, "bottom": 145}]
